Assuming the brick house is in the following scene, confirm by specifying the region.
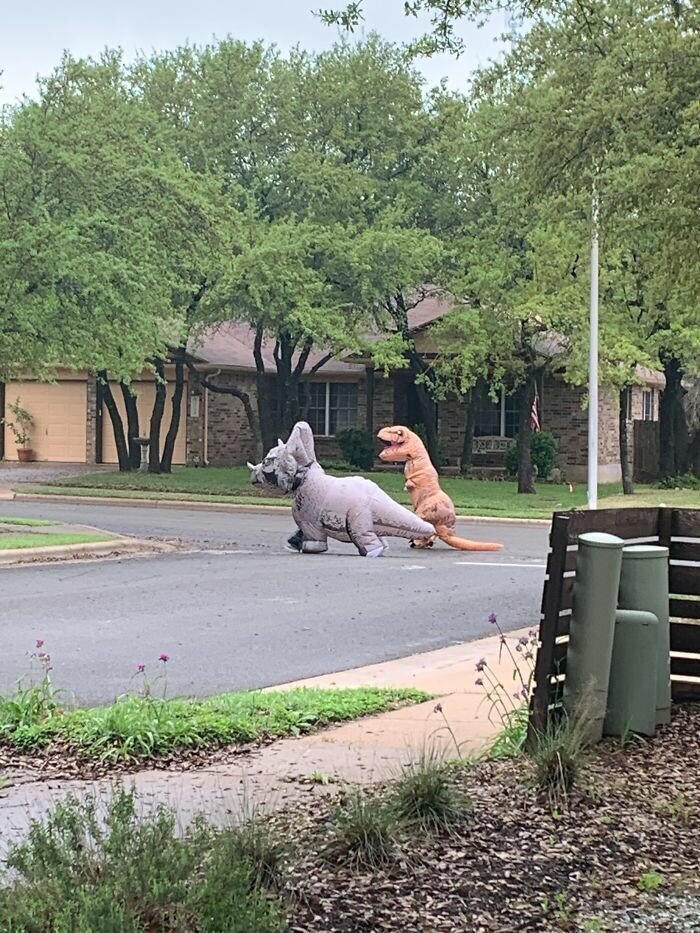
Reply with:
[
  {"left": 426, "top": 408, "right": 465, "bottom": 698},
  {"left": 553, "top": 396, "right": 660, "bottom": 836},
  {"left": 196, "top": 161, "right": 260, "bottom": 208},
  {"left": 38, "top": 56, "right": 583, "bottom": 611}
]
[{"left": 2, "top": 298, "right": 662, "bottom": 482}]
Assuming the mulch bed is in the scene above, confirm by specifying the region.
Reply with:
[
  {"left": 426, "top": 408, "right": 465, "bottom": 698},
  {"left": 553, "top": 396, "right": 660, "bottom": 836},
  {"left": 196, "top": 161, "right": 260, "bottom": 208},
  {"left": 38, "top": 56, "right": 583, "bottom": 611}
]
[
  {"left": 280, "top": 704, "right": 700, "bottom": 932},
  {"left": 0, "top": 734, "right": 276, "bottom": 782}
]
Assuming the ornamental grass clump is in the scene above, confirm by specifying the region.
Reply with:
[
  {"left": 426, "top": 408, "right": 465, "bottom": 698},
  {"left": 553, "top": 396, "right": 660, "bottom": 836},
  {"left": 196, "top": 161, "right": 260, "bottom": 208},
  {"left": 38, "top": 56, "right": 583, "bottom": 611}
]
[
  {"left": 528, "top": 692, "right": 598, "bottom": 808},
  {"left": 324, "top": 789, "right": 397, "bottom": 871},
  {"left": 390, "top": 745, "right": 469, "bottom": 835}
]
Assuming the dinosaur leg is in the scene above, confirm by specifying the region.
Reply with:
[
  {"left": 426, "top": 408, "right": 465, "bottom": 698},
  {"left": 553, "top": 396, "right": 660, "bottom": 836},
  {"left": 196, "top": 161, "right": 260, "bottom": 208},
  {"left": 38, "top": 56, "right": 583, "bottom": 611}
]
[
  {"left": 346, "top": 509, "right": 388, "bottom": 557},
  {"left": 409, "top": 534, "right": 436, "bottom": 549}
]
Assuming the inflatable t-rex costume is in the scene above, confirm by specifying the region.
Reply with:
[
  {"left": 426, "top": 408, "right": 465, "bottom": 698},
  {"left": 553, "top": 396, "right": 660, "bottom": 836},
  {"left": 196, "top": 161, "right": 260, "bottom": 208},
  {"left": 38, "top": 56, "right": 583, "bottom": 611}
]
[
  {"left": 248, "top": 421, "right": 435, "bottom": 556},
  {"left": 377, "top": 425, "right": 503, "bottom": 551}
]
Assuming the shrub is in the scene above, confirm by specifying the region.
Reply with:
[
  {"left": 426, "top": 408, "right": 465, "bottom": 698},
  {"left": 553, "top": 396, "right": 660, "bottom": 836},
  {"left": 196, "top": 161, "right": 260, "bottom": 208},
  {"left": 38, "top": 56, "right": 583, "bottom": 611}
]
[
  {"left": 390, "top": 746, "right": 468, "bottom": 834},
  {"left": 324, "top": 789, "right": 396, "bottom": 870},
  {"left": 656, "top": 473, "right": 700, "bottom": 490},
  {"left": 0, "top": 789, "right": 286, "bottom": 932},
  {"left": 335, "top": 428, "right": 376, "bottom": 471},
  {"left": 505, "top": 431, "right": 558, "bottom": 479}
]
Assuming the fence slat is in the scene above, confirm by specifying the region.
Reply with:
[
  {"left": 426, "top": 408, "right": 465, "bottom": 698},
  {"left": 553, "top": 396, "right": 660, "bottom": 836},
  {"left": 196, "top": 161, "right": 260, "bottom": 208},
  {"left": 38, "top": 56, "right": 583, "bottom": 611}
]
[
  {"left": 530, "top": 513, "right": 571, "bottom": 740},
  {"left": 670, "top": 541, "right": 700, "bottom": 563},
  {"left": 670, "top": 598, "right": 700, "bottom": 621},
  {"left": 670, "top": 656, "right": 700, "bottom": 678},
  {"left": 670, "top": 565, "right": 700, "bottom": 597},
  {"left": 671, "top": 510, "right": 700, "bottom": 538},
  {"left": 546, "top": 550, "right": 578, "bottom": 575},
  {"left": 558, "top": 508, "right": 659, "bottom": 544},
  {"left": 670, "top": 620, "right": 700, "bottom": 652}
]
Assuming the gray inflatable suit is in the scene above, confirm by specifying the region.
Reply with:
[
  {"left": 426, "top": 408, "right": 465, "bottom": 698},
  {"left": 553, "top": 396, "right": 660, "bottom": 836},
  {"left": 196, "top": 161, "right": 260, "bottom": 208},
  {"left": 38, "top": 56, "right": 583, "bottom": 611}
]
[{"left": 248, "top": 422, "right": 435, "bottom": 557}]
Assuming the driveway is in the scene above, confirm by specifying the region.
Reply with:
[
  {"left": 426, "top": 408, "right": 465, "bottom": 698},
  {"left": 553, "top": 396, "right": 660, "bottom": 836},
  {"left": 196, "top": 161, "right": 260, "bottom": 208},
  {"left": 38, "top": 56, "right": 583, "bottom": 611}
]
[
  {"left": 0, "top": 500, "right": 548, "bottom": 705},
  {"left": 0, "top": 461, "right": 108, "bottom": 486}
]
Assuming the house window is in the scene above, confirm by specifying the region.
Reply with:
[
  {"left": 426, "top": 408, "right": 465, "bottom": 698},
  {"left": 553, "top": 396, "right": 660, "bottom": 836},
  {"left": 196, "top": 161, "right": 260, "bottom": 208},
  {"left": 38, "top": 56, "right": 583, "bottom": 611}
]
[
  {"left": 642, "top": 389, "right": 654, "bottom": 421},
  {"left": 474, "top": 388, "right": 520, "bottom": 437},
  {"left": 304, "top": 382, "right": 358, "bottom": 436}
]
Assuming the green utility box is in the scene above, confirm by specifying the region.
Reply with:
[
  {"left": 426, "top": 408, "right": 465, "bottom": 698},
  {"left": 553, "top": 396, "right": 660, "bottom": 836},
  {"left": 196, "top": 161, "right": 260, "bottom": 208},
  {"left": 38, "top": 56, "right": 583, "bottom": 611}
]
[
  {"left": 604, "top": 609, "right": 659, "bottom": 737},
  {"left": 563, "top": 532, "right": 625, "bottom": 741},
  {"left": 618, "top": 545, "right": 671, "bottom": 726}
]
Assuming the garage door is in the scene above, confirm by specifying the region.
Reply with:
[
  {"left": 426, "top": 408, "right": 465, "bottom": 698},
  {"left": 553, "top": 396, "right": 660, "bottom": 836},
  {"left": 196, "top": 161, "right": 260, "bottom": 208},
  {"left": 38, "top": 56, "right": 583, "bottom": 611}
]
[
  {"left": 101, "top": 380, "right": 187, "bottom": 465},
  {"left": 3, "top": 381, "right": 87, "bottom": 462}
]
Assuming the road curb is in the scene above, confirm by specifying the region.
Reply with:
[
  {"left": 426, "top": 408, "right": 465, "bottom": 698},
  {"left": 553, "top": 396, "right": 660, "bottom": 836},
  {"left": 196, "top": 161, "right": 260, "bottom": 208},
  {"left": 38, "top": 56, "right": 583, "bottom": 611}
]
[
  {"left": 0, "top": 536, "right": 175, "bottom": 567},
  {"left": 13, "top": 491, "right": 552, "bottom": 525}
]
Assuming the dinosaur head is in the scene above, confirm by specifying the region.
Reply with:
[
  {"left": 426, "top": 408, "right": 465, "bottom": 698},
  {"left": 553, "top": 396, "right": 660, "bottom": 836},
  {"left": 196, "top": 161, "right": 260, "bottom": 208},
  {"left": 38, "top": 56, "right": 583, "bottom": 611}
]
[
  {"left": 248, "top": 421, "right": 318, "bottom": 493},
  {"left": 377, "top": 425, "right": 421, "bottom": 463}
]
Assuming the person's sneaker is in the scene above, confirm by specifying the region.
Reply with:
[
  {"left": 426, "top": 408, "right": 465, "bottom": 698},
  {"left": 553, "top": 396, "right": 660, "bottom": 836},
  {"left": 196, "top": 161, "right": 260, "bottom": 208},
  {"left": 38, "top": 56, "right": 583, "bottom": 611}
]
[{"left": 285, "top": 530, "right": 304, "bottom": 552}]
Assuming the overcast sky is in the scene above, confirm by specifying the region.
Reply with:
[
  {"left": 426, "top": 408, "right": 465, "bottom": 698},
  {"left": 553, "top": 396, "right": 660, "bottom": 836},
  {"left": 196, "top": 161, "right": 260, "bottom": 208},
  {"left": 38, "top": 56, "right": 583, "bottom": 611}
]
[{"left": 1, "top": 0, "right": 508, "bottom": 106}]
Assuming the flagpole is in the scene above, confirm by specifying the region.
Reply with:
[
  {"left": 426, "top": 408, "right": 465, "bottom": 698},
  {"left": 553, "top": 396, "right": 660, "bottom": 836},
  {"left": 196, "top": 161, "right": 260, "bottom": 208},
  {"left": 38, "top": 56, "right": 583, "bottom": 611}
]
[{"left": 587, "top": 191, "right": 599, "bottom": 510}]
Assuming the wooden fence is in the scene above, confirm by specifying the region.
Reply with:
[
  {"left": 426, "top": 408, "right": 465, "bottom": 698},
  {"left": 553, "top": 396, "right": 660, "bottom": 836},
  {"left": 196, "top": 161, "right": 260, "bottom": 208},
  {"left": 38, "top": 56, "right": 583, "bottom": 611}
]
[{"left": 529, "top": 507, "right": 700, "bottom": 740}]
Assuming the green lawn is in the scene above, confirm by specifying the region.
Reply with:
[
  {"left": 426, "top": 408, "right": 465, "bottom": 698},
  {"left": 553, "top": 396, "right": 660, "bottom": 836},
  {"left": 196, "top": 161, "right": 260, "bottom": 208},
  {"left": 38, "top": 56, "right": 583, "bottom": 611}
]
[
  {"left": 0, "top": 531, "right": 115, "bottom": 550},
  {"left": 27, "top": 466, "right": 700, "bottom": 519},
  {"left": 0, "top": 686, "right": 427, "bottom": 762},
  {"left": 0, "top": 516, "right": 57, "bottom": 527}
]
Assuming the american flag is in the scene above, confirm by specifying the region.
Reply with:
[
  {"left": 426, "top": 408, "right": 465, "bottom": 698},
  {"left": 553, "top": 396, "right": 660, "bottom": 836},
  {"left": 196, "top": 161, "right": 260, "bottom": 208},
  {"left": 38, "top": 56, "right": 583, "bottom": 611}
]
[{"left": 530, "top": 387, "right": 541, "bottom": 432}]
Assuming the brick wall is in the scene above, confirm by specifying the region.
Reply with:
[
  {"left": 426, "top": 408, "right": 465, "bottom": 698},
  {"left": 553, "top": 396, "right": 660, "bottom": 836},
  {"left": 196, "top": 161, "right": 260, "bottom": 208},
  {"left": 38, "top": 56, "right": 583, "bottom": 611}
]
[
  {"left": 542, "top": 377, "right": 623, "bottom": 483},
  {"left": 205, "top": 372, "right": 258, "bottom": 465},
  {"left": 186, "top": 371, "right": 205, "bottom": 465},
  {"left": 85, "top": 372, "right": 98, "bottom": 464}
]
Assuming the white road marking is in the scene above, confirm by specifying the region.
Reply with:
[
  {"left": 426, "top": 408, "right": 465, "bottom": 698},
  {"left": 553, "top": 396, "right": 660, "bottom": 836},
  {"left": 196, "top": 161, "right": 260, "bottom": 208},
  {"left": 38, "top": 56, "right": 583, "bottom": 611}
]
[{"left": 453, "top": 560, "right": 545, "bottom": 569}]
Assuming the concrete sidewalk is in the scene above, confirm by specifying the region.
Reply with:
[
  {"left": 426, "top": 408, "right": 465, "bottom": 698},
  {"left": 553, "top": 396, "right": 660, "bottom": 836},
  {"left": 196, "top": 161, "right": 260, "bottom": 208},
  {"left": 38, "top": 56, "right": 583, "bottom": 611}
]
[{"left": 0, "top": 629, "right": 528, "bottom": 857}]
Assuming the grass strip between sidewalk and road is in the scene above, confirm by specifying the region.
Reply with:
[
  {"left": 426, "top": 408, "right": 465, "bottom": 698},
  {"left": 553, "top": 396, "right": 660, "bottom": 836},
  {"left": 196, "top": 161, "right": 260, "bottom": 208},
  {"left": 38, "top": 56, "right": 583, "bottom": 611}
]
[
  {"left": 0, "top": 531, "right": 116, "bottom": 550},
  {"left": 24, "top": 465, "right": 700, "bottom": 519},
  {"left": 0, "top": 686, "right": 428, "bottom": 763},
  {"left": 0, "top": 516, "right": 57, "bottom": 527}
]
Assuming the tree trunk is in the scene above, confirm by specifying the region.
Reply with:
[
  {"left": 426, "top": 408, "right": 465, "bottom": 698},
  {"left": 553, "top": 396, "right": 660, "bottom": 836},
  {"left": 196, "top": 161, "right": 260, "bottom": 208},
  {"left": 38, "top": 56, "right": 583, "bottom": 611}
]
[
  {"left": 659, "top": 355, "right": 688, "bottom": 478},
  {"left": 690, "top": 429, "right": 700, "bottom": 478},
  {"left": 161, "top": 354, "right": 184, "bottom": 474},
  {"left": 461, "top": 386, "right": 477, "bottom": 474},
  {"left": 619, "top": 387, "right": 634, "bottom": 495},
  {"left": 414, "top": 378, "right": 440, "bottom": 471},
  {"left": 184, "top": 360, "right": 263, "bottom": 462},
  {"left": 119, "top": 382, "right": 141, "bottom": 470},
  {"left": 517, "top": 374, "right": 536, "bottom": 494},
  {"left": 99, "top": 372, "right": 131, "bottom": 472},
  {"left": 148, "top": 359, "right": 166, "bottom": 474}
]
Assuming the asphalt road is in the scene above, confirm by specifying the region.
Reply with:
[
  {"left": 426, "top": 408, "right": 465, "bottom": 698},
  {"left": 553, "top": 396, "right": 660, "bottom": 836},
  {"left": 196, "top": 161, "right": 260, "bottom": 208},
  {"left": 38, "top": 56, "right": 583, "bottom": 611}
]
[{"left": 0, "top": 500, "right": 548, "bottom": 705}]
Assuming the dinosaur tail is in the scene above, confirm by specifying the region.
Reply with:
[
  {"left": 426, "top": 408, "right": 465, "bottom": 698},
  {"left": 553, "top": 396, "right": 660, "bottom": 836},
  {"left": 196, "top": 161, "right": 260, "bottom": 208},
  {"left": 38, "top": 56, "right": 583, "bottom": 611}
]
[{"left": 436, "top": 527, "right": 503, "bottom": 551}]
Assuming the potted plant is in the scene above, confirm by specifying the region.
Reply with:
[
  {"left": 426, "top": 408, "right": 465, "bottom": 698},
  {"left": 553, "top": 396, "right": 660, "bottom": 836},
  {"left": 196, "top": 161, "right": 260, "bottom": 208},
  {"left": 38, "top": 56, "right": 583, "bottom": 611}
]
[{"left": 2, "top": 398, "right": 35, "bottom": 461}]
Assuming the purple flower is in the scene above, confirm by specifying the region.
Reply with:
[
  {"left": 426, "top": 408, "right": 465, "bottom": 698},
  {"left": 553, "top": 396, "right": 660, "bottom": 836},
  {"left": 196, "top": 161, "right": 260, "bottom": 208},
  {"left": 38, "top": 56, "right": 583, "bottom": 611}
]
[
  {"left": 475, "top": 677, "right": 484, "bottom": 687},
  {"left": 136, "top": 663, "right": 146, "bottom": 673},
  {"left": 433, "top": 702, "right": 443, "bottom": 714},
  {"left": 475, "top": 658, "right": 487, "bottom": 673},
  {"left": 488, "top": 612, "right": 498, "bottom": 625},
  {"left": 158, "top": 653, "right": 170, "bottom": 663},
  {"left": 35, "top": 639, "right": 44, "bottom": 649}
]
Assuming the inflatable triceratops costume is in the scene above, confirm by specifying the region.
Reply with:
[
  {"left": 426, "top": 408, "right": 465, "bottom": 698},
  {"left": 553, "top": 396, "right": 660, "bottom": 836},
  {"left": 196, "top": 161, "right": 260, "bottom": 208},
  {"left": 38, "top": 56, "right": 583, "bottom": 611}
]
[
  {"left": 248, "top": 421, "right": 434, "bottom": 556},
  {"left": 377, "top": 425, "right": 503, "bottom": 551}
]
